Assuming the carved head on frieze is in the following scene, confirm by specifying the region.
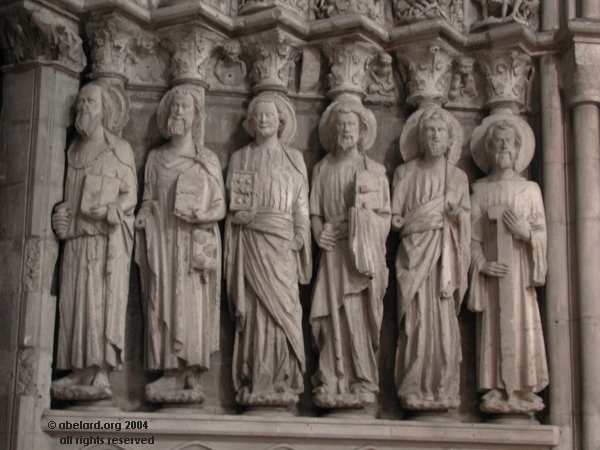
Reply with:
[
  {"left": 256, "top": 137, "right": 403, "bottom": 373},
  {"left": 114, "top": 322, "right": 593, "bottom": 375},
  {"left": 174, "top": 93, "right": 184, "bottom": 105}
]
[
  {"left": 157, "top": 84, "right": 206, "bottom": 144},
  {"left": 243, "top": 92, "right": 298, "bottom": 145},
  {"left": 470, "top": 112, "right": 535, "bottom": 174},
  {"left": 318, "top": 98, "right": 377, "bottom": 153}
]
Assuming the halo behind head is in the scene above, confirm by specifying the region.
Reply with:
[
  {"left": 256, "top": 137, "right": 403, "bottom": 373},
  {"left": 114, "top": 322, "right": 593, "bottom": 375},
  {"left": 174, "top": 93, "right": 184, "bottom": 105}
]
[
  {"left": 157, "top": 84, "right": 205, "bottom": 143},
  {"left": 399, "top": 106, "right": 463, "bottom": 165},
  {"left": 318, "top": 99, "right": 377, "bottom": 153},
  {"left": 470, "top": 112, "right": 535, "bottom": 174},
  {"left": 243, "top": 93, "right": 298, "bottom": 145},
  {"left": 79, "top": 81, "right": 130, "bottom": 135}
]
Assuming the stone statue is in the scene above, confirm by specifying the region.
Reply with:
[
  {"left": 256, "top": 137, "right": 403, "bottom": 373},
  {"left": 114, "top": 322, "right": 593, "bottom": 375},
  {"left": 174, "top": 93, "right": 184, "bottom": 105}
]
[
  {"left": 393, "top": 107, "right": 470, "bottom": 413},
  {"left": 224, "top": 93, "right": 312, "bottom": 410},
  {"left": 51, "top": 81, "right": 137, "bottom": 402},
  {"left": 468, "top": 114, "right": 548, "bottom": 415},
  {"left": 135, "top": 85, "right": 226, "bottom": 407},
  {"left": 309, "top": 99, "right": 391, "bottom": 410}
]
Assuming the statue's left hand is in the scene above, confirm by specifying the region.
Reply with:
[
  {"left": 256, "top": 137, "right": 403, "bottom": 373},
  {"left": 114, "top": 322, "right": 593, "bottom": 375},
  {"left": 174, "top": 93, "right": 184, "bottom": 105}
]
[
  {"left": 503, "top": 208, "right": 531, "bottom": 242},
  {"left": 446, "top": 202, "right": 462, "bottom": 223}
]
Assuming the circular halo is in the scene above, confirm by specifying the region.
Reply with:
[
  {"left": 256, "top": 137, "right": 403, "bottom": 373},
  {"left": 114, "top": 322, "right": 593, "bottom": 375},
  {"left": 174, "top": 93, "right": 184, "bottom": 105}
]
[
  {"left": 105, "top": 84, "right": 130, "bottom": 135},
  {"left": 399, "top": 106, "right": 464, "bottom": 165},
  {"left": 243, "top": 92, "right": 298, "bottom": 145},
  {"left": 470, "top": 111, "right": 535, "bottom": 174},
  {"left": 318, "top": 98, "right": 377, "bottom": 153}
]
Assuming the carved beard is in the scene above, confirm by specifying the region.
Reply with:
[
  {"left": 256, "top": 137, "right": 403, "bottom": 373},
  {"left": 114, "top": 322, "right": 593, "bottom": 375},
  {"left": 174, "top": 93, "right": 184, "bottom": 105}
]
[
  {"left": 336, "top": 135, "right": 358, "bottom": 153},
  {"left": 425, "top": 140, "right": 447, "bottom": 158},
  {"left": 75, "top": 111, "right": 102, "bottom": 139},
  {"left": 495, "top": 152, "right": 514, "bottom": 169},
  {"left": 168, "top": 116, "right": 192, "bottom": 137}
]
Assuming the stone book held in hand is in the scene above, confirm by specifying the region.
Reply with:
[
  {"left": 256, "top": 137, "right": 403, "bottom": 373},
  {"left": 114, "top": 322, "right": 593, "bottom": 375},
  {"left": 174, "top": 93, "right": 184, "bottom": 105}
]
[
  {"left": 355, "top": 169, "right": 381, "bottom": 210},
  {"left": 174, "top": 172, "right": 205, "bottom": 220},
  {"left": 80, "top": 174, "right": 121, "bottom": 216}
]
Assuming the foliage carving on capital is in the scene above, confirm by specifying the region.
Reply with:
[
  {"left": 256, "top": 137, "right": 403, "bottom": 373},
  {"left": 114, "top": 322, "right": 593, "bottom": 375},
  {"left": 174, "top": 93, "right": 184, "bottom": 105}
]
[
  {"left": 0, "top": 7, "right": 85, "bottom": 73},
  {"left": 314, "top": 0, "right": 384, "bottom": 24},
  {"left": 393, "top": 0, "right": 465, "bottom": 32},
  {"left": 398, "top": 45, "right": 454, "bottom": 107},
  {"left": 241, "top": 31, "right": 303, "bottom": 94},
  {"left": 477, "top": 50, "right": 533, "bottom": 111},
  {"left": 86, "top": 13, "right": 155, "bottom": 80}
]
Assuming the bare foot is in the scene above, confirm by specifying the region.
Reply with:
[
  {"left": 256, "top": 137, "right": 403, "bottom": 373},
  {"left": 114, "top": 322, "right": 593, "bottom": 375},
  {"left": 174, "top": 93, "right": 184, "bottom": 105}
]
[
  {"left": 52, "top": 370, "right": 82, "bottom": 388},
  {"left": 185, "top": 368, "right": 203, "bottom": 391},
  {"left": 92, "top": 370, "right": 111, "bottom": 390}
]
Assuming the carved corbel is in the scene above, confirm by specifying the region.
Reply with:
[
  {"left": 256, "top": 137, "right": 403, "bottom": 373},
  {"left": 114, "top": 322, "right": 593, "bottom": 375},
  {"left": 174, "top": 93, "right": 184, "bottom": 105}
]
[
  {"left": 86, "top": 12, "right": 155, "bottom": 83},
  {"left": 241, "top": 30, "right": 303, "bottom": 94},
  {"left": 0, "top": 6, "right": 85, "bottom": 75},
  {"left": 321, "top": 38, "right": 380, "bottom": 101},
  {"left": 397, "top": 44, "right": 455, "bottom": 108},
  {"left": 160, "top": 25, "right": 225, "bottom": 88},
  {"left": 314, "top": 0, "right": 384, "bottom": 24},
  {"left": 477, "top": 50, "right": 534, "bottom": 112},
  {"left": 392, "top": 0, "right": 466, "bottom": 33}
]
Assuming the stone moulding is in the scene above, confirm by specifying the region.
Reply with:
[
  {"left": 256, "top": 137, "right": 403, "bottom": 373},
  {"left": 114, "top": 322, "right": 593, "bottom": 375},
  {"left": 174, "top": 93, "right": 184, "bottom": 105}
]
[{"left": 42, "top": 411, "right": 560, "bottom": 449}]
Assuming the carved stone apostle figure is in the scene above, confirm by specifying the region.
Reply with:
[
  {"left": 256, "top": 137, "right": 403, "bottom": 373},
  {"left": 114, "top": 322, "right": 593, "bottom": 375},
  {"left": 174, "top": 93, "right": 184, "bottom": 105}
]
[
  {"left": 468, "top": 114, "right": 548, "bottom": 415},
  {"left": 224, "top": 93, "right": 312, "bottom": 409},
  {"left": 51, "top": 81, "right": 137, "bottom": 401},
  {"left": 310, "top": 100, "right": 391, "bottom": 410},
  {"left": 135, "top": 85, "right": 226, "bottom": 407},
  {"left": 393, "top": 107, "right": 470, "bottom": 413}
]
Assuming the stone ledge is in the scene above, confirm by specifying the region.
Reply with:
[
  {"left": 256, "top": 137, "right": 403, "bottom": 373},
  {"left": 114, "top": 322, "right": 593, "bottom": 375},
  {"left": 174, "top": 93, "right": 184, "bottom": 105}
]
[{"left": 42, "top": 410, "right": 560, "bottom": 449}]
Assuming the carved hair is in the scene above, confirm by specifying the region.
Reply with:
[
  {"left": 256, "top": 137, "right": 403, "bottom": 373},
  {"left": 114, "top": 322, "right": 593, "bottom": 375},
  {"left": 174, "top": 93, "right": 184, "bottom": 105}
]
[
  {"left": 318, "top": 99, "right": 377, "bottom": 153},
  {"left": 417, "top": 108, "right": 456, "bottom": 157},
  {"left": 326, "top": 105, "right": 370, "bottom": 153},
  {"left": 243, "top": 95, "right": 288, "bottom": 139},
  {"left": 78, "top": 82, "right": 112, "bottom": 131},
  {"left": 483, "top": 119, "right": 523, "bottom": 162},
  {"left": 156, "top": 85, "right": 205, "bottom": 142},
  {"left": 77, "top": 81, "right": 130, "bottom": 135}
]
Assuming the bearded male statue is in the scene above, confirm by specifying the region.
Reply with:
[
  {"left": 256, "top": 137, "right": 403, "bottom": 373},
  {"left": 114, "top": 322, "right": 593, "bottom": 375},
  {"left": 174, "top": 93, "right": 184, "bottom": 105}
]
[
  {"left": 51, "top": 81, "right": 137, "bottom": 402},
  {"left": 224, "top": 93, "right": 312, "bottom": 411},
  {"left": 393, "top": 107, "right": 470, "bottom": 414},
  {"left": 309, "top": 99, "right": 391, "bottom": 412},
  {"left": 135, "top": 85, "right": 226, "bottom": 408},
  {"left": 468, "top": 115, "right": 548, "bottom": 415}
]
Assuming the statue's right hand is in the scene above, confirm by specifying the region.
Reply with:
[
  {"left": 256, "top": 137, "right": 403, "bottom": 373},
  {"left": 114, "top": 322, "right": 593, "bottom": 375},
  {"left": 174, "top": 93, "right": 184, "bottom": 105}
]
[
  {"left": 231, "top": 210, "right": 256, "bottom": 225},
  {"left": 481, "top": 261, "right": 510, "bottom": 277},
  {"left": 135, "top": 212, "right": 148, "bottom": 229},
  {"left": 52, "top": 205, "right": 70, "bottom": 240},
  {"left": 391, "top": 215, "right": 405, "bottom": 231},
  {"left": 317, "top": 227, "right": 337, "bottom": 251}
]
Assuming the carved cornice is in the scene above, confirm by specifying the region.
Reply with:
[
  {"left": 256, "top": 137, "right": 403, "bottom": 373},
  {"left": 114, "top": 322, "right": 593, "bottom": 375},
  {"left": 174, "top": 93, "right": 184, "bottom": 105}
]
[
  {"left": 315, "top": 0, "right": 384, "bottom": 25},
  {"left": 160, "top": 24, "right": 225, "bottom": 87},
  {"left": 241, "top": 30, "right": 303, "bottom": 94},
  {"left": 392, "top": 0, "right": 466, "bottom": 33},
  {"left": 321, "top": 38, "right": 380, "bottom": 100},
  {"left": 0, "top": 5, "right": 85, "bottom": 74},
  {"left": 477, "top": 50, "right": 534, "bottom": 111},
  {"left": 397, "top": 44, "right": 455, "bottom": 107},
  {"left": 86, "top": 12, "right": 155, "bottom": 81}
]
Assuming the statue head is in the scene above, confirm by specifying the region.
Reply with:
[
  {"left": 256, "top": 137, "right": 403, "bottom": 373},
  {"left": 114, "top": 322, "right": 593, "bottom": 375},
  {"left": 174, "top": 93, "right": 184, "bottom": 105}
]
[
  {"left": 417, "top": 108, "right": 456, "bottom": 160},
  {"left": 243, "top": 93, "right": 298, "bottom": 145},
  {"left": 484, "top": 119, "right": 522, "bottom": 170},
  {"left": 319, "top": 99, "right": 377, "bottom": 153},
  {"left": 157, "top": 85, "right": 204, "bottom": 143},
  {"left": 75, "top": 82, "right": 110, "bottom": 138}
]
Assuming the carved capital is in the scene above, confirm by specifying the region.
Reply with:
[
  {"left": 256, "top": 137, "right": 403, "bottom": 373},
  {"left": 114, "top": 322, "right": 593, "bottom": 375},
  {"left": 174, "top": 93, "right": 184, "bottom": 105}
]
[
  {"left": 315, "top": 0, "right": 384, "bottom": 24},
  {"left": 322, "top": 39, "right": 379, "bottom": 100},
  {"left": 392, "top": 0, "right": 466, "bottom": 32},
  {"left": 241, "top": 30, "right": 303, "bottom": 94},
  {"left": 477, "top": 50, "right": 533, "bottom": 111},
  {"left": 561, "top": 42, "right": 600, "bottom": 107},
  {"left": 161, "top": 25, "right": 224, "bottom": 87},
  {"left": 397, "top": 44, "right": 454, "bottom": 107},
  {"left": 0, "top": 6, "right": 85, "bottom": 74},
  {"left": 86, "top": 13, "right": 153, "bottom": 81}
]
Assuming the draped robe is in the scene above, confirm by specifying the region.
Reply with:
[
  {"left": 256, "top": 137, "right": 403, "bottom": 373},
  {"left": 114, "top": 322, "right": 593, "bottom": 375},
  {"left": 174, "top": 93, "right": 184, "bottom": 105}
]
[
  {"left": 56, "top": 131, "right": 137, "bottom": 371},
  {"left": 224, "top": 143, "right": 312, "bottom": 401},
  {"left": 468, "top": 176, "right": 549, "bottom": 395},
  {"left": 135, "top": 146, "right": 226, "bottom": 371},
  {"left": 393, "top": 158, "right": 470, "bottom": 409},
  {"left": 309, "top": 153, "right": 391, "bottom": 395}
]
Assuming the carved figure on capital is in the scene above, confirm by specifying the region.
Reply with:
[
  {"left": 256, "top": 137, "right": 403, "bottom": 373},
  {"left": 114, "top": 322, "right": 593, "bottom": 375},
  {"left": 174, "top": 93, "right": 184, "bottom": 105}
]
[
  {"left": 309, "top": 99, "right": 391, "bottom": 411},
  {"left": 135, "top": 85, "right": 226, "bottom": 407},
  {"left": 473, "top": 0, "right": 539, "bottom": 30},
  {"left": 448, "top": 57, "right": 477, "bottom": 101},
  {"left": 51, "top": 81, "right": 137, "bottom": 403},
  {"left": 393, "top": 107, "right": 470, "bottom": 413},
  {"left": 224, "top": 93, "right": 312, "bottom": 410},
  {"left": 314, "top": 0, "right": 384, "bottom": 23},
  {"left": 393, "top": 0, "right": 465, "bottom": 33},
  {"left": 468, "top": 113, "right": 548, "bottom": 415}
]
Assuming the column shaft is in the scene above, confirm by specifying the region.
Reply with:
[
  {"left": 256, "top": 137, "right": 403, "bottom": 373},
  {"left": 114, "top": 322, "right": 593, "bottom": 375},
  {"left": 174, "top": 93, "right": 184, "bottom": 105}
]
[{"left": 581, "top": 0, "right": 600, "bottom": 19}]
